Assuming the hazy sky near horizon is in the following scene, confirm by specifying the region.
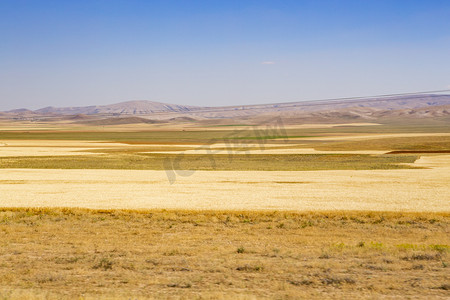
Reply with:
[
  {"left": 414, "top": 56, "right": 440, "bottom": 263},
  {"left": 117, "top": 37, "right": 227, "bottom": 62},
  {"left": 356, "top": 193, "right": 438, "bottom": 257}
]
[{"left": 1, "top": 0, "right": 450, "bottom": 110}]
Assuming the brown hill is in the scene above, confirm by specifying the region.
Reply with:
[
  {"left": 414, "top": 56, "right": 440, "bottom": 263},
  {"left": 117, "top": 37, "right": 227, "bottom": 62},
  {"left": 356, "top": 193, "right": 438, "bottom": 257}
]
[
  {"left": 78, "top": 117, "right": 165, "bottom": 125},
  {"left": 2, "top": 94, "right": 450, "bottom": 125},
  {"left": 244, "top": 103, "right": 450, "bottom": 125},
  {"left": 168, "top": 116, "right": 197, "bottom": 122},
  {"left": 34, "top": 100, "right": 199, "bottom": 115},
  {"left": 66, "top": 114, "right": 95, "bottom": 120}
]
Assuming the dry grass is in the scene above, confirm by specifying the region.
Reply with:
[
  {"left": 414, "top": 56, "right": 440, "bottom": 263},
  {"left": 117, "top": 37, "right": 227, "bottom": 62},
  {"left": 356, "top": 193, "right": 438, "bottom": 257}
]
[
  {"left": 0, "top": 153, "right": 419, "bottom": 170},
  {"left": 314, "top": 135, "right": 450, "bottom": 151},
  {"left": 0, "top": 208, "right": 448, "bottom": 299}
]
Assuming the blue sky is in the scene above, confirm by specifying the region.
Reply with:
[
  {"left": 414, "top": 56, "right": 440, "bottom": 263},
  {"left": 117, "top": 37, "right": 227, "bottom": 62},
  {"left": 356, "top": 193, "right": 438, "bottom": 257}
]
[{"left": 1, "top": 0, "right": 450, "bottom": 110}]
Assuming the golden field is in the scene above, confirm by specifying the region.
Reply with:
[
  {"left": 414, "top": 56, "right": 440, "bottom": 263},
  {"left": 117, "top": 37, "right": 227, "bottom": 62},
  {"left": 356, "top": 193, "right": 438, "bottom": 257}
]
[
  {"left": 0, "top": 160, "right": 449, "bottom": 211},
  {"left": 0, "top": 122, "right": 449, "bottom": 299}
]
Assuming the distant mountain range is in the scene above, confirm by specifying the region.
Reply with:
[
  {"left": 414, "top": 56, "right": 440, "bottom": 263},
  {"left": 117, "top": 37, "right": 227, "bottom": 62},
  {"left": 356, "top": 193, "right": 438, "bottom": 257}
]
[
  {"left": 29, "top": 100, "right": 199, "bottom": 115},
  {"left": 2, "top": 94, "right": 450, "bottom": 124}
]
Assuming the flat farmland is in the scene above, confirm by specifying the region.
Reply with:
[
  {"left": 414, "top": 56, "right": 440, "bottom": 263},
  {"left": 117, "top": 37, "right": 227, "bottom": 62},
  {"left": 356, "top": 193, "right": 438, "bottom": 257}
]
[
  {"left": 0, "top": 162, "right": 449, "bottom": 211},
  {"left": 0, "top": 124, "right": 449, "bottom": 299},
  {"left": 0, "top": 127, "right": 449, "bottom": 211}
]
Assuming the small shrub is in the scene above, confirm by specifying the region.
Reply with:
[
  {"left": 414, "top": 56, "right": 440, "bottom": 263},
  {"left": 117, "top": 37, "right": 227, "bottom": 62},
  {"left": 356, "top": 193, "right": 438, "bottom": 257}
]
[
  {"left": 321, "top": 276, "right": 355, "bottom": 285},
  {"left": 301, "top": 220, "right": 313, "bottom": 228},
  {"left": 237, "top": 247, "right": 245, "bottom": 254},
  {"left": 350, "top": 217, "right": 365, "bottom": 224},
  {"left": 289, "top": 278, "right": 313, "bottom": 286},
  {"left": 93, "top": 258, "right": 113, "bottom": 270},
  {"left": 167, "top": 283, "right": 192, "bottom": 288},
  {"left": 402, "top": 253, "right": 441, "bottom": 261},
  {"left": 383, "top": 258, "right": 394, "bottom": 264},
  {"left": 372, "top": 216, "right": 385, "bottom": 224},
  {"left": 365, "top": 264, "right": 385, "bottom": 271},
  {"left": 236, "top": 265, "right": 264, "bottom": 272},
  {"left": 36, "top": 274, "right": 63, "bottom": 284},
  {"left": 164, "top": 249, "right": 182, "bottom": 256}
]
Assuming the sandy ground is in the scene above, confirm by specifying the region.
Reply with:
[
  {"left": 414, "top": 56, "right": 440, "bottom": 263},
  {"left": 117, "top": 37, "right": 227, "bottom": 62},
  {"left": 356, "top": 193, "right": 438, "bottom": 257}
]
[
  {"left": 0, "top": 140, "right": 131, "bottom": 157},
  {"left": 0, "top": 155, "right": 449, "bottom": 212}
]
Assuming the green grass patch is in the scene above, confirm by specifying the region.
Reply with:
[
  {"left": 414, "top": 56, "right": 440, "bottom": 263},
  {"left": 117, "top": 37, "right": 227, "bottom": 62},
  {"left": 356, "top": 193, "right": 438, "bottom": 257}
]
[{"left": 0, "top": 154, "right": 420, "bottom": 171}]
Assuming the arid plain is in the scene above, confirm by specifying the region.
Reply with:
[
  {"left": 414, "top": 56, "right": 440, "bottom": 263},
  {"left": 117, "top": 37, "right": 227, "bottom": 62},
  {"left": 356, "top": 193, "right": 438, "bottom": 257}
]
[{"left": 0, "top": 100, "right": 449, "bottom": 299}]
